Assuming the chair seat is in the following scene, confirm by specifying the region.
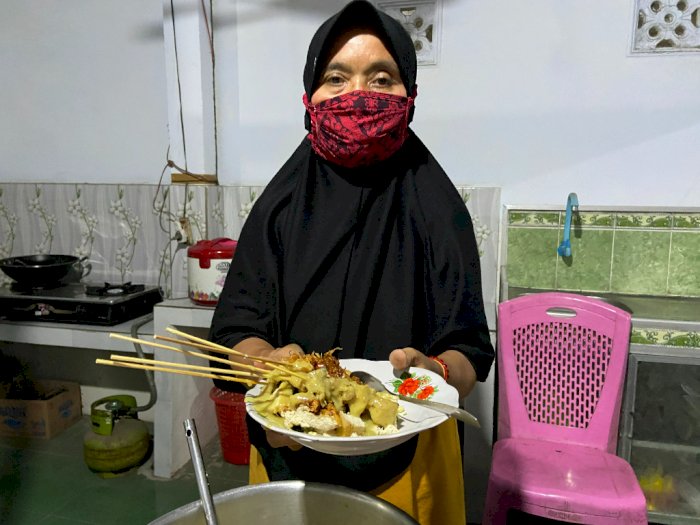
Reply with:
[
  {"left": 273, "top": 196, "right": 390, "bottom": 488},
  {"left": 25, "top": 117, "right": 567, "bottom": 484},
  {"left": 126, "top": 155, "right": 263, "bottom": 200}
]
[{"left": 489, "top": 438, "right": 647, "bottom": 521}]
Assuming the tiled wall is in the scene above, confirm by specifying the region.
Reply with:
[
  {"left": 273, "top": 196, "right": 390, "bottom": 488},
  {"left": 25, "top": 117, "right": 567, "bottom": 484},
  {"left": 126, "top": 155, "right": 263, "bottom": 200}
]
[
  {"left": 0, "top": 184, "right": 501, "bottom": 315},
  {"left": 506, "top": 210, "right": 700, "bottom": 297},
  {"left": 0, "top": 183, "right": 264, "bottom": 299}
]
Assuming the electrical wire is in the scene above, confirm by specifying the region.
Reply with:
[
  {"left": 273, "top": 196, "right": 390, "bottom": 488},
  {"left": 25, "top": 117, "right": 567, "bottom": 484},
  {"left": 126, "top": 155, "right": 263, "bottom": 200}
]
[{"left": 164, "top": 0, "right": 218, "bottom": 243}]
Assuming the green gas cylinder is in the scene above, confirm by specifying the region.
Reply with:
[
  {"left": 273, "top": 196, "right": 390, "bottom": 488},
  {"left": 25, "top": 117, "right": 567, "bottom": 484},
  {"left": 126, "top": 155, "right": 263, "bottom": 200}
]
[{"left": 83, "top": 395, "right": 151, "bottom": 477}]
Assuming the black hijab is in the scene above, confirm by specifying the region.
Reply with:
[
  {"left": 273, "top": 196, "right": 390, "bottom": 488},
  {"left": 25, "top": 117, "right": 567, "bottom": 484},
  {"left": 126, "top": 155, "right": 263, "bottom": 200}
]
[{"left": 209, "top": 0, "right": 494, "bottom": 492}]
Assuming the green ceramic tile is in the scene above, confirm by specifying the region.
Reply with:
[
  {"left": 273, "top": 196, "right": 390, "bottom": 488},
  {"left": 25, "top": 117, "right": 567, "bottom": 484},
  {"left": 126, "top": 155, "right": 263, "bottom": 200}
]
[
  {"left": 616, "top": 213, "right": 673, "bottom": 228},
  {"left": 0, "top": 416, "right": 251, "bottom": 525},
  {"left": 6, "top": 469, "right": 80, "bottom": 517},
  {"left": 668, "top": 231, "right": 700, "bottom": 296},
  {"left": 39, "top": 516, "right": 92, "bottom": 524},
  {"left": 556, "top": 229, "right": 614, "bottom": 291},
  {"left": 611, "top": 231, "right": 671, "bottom": 294},
  {"left": 54, "top": 481, "right": 153, "bottom": 525},
  {"left": 0, "top": 508, "right": 55, "bottom": 525},
  {"left": 508, "top": 211, "right": 560, "bottom": 226},
  {"left": 506, "top": 227, "right": 558, "bottom": 288}
]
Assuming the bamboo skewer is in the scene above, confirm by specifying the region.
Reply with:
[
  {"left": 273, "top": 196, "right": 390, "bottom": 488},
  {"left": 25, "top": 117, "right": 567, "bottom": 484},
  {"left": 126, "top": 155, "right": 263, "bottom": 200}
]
[
  {"left": 96, "top": 358, "right": 256, "bottom": 386},
  {"left": 154, "top": 334, "right": 285, "bottom": 367},
  {"left": 109, "top": 333, "right": 268, "bottom": 376},
  {"left": 103, "top": 328, "right": 307, "bottom": 384},
  {"left": 164, "top": 327, "right": 308, "bottom": 380},
  {"left": 108, "top": 354, "right": 259, "bottom": 379}
]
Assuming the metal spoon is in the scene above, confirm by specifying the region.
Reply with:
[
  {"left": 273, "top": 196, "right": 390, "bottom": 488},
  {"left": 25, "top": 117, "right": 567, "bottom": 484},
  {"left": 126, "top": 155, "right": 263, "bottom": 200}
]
[{"left": 351, "top": 370, "right": 480, "bottom": 428}]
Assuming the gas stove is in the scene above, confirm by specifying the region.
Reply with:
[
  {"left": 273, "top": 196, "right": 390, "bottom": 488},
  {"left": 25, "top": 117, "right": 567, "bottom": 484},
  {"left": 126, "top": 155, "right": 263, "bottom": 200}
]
[{"left": 0, "top": 282, "right": 163, "bottom": 326}]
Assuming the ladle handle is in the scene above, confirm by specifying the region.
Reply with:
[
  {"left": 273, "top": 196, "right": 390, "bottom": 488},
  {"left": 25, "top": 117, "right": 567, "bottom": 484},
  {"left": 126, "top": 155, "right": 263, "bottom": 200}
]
[{"left": 184, "top": 419, "right": 219, "bottom": 525}]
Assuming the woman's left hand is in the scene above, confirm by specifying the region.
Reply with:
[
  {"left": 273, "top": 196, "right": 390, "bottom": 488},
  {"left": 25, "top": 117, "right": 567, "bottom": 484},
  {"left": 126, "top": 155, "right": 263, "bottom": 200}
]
[
  {"left": 389, "top": 347, "right": 442, "bottom": 377},
  {"left": 389, "top": 347, "right": 477, "bottom": 399}
]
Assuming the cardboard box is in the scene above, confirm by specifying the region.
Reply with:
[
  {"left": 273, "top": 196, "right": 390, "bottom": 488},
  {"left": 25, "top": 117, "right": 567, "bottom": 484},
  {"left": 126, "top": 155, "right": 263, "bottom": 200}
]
[{"left": 0, "top": 380, "right": 82, "bottom": 439}]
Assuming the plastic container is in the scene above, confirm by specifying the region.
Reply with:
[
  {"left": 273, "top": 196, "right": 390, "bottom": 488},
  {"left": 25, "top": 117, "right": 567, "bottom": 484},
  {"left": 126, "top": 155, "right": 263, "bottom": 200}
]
[
  {"left": 187, "top": 238, "right": 237, "bottom": 306},
  {"left": 209, "top": 387, "right": 250, "bottom": 465}
]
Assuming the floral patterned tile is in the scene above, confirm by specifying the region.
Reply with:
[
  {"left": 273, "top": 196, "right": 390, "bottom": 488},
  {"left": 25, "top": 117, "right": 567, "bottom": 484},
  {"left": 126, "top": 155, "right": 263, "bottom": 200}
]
[
  {"left": 577, "top": 212, "right": 615, "bottom": 227},
  {"left": 0, "top": 183, "right": 173, "bottom": 288},
  {"left": 673, "top": 214, "right": 700, "bottom": 229},
  {"left": 615, "top": 213, "right": 673, "bottom": 228},
  {"left": 456, "top": 187, "right": 501, "bottom": 327},
  {"left": 0, "top": 187, "right": 19, "bottom": 261},
  {"left": 0, "top": 183, "right": 502, "bottom": 305},
  {"left": 508, "top": 211, "right": 560, "bottom": 226},
  {"left": 631, "top": 328, "right": 700, "bottom": 349}
]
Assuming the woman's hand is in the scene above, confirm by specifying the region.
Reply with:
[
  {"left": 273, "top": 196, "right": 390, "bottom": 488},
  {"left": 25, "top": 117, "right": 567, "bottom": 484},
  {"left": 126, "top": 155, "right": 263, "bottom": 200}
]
[
  {"left": 389, "top": 347, "right": 477, "bottom": 399},
  {"left": 265, "top": 428, "right": 303, "bottom": 451},
  {"left": 389, "top": 347, "right": 442, "bottom": 377},
  {"left": 260, "top": 343, "right": 304, "bottom": 450},
  {"left": 269, "top": 343, "right": 305, "bottom": 362},
  {"left": 231, "top": 339, "right": 306, "bottom": 450}
]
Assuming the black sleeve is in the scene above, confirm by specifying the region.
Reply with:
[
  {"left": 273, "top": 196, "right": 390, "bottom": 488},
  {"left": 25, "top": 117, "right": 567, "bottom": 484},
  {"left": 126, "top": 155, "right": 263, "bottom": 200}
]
[{"left": 422, "top": 185, "right": 494, "bottom": 382}]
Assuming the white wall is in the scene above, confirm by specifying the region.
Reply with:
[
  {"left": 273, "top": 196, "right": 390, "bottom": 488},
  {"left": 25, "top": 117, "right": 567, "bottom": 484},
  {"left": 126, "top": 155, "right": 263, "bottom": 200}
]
[
  {"left": 216, "top": 0, "right": 700, "bottom": 207},
  {"left": 0, "top": 0, "right": 168, "bottom": 183},
  {"left": 2, "top": 0, "right": 699, "bottom": 198}
]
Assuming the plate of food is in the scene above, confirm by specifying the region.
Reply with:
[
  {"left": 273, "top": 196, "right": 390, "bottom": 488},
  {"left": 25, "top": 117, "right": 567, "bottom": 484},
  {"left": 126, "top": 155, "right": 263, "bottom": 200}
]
[{"left": 245, "top": 353, "right": 459, "bottom": 456}]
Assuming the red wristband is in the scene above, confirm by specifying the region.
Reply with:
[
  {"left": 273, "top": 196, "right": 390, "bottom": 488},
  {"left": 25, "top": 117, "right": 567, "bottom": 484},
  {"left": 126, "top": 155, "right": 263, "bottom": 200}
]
[{"left": 429, "top": 356, "right": 449, "bottom": 381}]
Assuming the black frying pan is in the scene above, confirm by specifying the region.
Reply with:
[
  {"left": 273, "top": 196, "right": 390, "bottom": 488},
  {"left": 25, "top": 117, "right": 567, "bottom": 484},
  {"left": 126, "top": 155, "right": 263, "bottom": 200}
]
[{"left": 0, "top": 254, "right": 87, "bottom": 286}]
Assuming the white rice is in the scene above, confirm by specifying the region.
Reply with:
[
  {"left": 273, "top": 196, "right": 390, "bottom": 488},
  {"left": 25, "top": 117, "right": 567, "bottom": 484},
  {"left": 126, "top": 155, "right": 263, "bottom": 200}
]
[{"left": 281, "top": 406, "right": 337, "bottom": 434}]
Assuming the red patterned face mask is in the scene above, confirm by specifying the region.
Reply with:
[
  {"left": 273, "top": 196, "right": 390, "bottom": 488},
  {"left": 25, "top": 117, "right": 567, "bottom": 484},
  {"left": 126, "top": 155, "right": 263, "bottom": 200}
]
[{"left": 303, "top": 90, "right": 415, "bottom": 168}]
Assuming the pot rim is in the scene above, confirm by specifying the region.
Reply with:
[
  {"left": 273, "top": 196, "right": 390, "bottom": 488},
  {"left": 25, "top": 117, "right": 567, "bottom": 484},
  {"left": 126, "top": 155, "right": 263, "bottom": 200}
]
[{"left": 148, "top": 480, "right": 418, "bottom": 525}]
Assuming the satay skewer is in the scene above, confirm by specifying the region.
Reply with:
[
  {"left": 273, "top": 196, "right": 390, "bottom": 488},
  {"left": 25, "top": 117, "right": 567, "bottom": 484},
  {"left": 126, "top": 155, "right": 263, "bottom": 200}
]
[
  {"left": 154, "top": 334, "right": 288, "bottom": 367},
  {"left": 107, "top": 354, "right": 260, "bottom": 379},
  {"left": 107, "top": 331, "right": 306, "bottom": 383},
  {"left": 164, "top": 327, "right": 307, "bottom": 380},
  {"left": 109, "top": 333, "right": 269, "bottom": 376},
  {"left": 95, "top": 358, "right": 257, "bottom": 386}
]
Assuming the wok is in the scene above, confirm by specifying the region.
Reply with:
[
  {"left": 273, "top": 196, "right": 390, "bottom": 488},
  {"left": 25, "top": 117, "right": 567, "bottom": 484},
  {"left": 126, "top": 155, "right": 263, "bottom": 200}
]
[
  {"left": 149, "top": 480, "right": 418, "bottom": 525},
  {"left": 0, "top": 254, "right": 88, "bottom": 286}
]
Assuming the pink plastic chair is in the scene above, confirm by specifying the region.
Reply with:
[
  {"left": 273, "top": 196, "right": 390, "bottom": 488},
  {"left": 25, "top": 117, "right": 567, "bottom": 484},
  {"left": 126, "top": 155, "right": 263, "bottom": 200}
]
[{"left": 482, "top": 292, "right": 647, "bottom": 524}]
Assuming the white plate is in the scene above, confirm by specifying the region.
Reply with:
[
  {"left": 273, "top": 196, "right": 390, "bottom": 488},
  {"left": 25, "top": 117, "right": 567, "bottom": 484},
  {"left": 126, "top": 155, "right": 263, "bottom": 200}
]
[{"left": 245, "top": 358, "right": 459, "bottom": 456}]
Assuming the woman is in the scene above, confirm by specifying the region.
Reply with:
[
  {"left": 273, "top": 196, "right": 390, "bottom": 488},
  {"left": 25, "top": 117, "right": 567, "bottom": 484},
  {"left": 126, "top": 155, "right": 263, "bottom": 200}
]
[{"left": 209, "top": 1, "right": 494, "bottom": 522}]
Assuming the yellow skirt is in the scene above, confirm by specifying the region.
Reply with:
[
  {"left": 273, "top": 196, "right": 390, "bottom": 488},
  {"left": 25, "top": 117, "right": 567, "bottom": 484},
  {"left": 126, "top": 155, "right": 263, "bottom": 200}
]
[{"left": 248, "top": 419, "right": 466, "bottom": 525}]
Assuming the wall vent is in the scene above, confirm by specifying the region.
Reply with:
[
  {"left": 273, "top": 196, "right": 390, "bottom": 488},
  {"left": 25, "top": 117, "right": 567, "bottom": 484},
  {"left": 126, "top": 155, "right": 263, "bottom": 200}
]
[{"left": 632, "top": 0, "right": 700, "bottom": 53}]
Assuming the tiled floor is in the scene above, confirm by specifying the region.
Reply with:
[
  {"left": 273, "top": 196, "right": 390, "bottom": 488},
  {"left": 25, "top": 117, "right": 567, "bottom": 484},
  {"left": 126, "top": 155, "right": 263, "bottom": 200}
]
[
  {"left": 0, "top": 417, "right": 248, "bottom": 525},
  {"left": 2, "top": 418, "right": 662, "bottom": 525}
]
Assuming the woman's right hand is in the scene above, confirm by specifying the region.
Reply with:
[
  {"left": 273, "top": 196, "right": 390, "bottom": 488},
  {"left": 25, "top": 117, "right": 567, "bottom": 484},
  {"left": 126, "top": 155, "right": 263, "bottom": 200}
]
[
  {"left": 232, "top": 339, "right": 305, "bottom": 450},
  {"left": 265, "top": 428, "right": 303, "bottom": 451},
  {"left": 263, "top": 343, "right": 305, "bottom": 449},
  {"left": 269, "top": 343, "right": 305, "bottom": 362}
]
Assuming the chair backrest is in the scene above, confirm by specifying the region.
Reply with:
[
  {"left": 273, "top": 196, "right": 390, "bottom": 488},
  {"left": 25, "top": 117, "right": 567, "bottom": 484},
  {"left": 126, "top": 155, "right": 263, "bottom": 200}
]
[{"left": 496, "top": 292, "right": 632, "bottom": 453}]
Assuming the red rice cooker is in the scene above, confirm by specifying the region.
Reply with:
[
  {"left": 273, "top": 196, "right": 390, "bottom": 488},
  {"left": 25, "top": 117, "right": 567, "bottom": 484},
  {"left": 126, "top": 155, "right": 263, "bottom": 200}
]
[{"left": 187, "top": 238, "right": 237, "bottom": 306}]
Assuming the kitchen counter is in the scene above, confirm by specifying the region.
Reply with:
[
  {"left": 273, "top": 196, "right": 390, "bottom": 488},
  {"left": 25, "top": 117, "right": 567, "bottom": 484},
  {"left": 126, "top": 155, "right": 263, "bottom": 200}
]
[
  {"left": 505, "top": 286, "right": 700, "bottom": 326},
  {"left": 151, "top": 298, "right": 218, "bottom": 478},
  {"left": 0, "top": 314, "right": 154, "bottom": 353},
  {"left": 1, "top": 300, "right": 219, "bottom": 480}
]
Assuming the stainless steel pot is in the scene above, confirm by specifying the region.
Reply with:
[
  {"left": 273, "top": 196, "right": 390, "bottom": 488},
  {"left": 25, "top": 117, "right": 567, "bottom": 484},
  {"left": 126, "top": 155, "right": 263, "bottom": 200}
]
[
  {"left": 148, "top": 480, "right": 418, "bottom": 525},
  {"left": 0, "top": 254, "right": 88, "bottom": 286}
]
